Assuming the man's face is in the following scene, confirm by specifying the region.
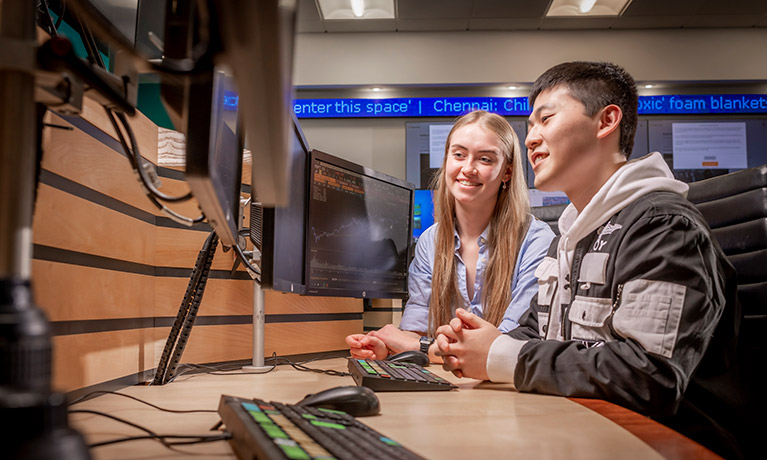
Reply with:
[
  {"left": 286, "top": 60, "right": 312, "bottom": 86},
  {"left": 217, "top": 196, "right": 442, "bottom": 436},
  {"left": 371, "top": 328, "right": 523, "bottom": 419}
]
[{"left": 525, "top": 86, "right": 601, "bottom": 196}]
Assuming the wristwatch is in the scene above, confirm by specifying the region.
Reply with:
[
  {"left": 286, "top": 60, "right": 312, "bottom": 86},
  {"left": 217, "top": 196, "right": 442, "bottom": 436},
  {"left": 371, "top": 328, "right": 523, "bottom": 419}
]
[{"left": 419, "top": 336, "right": 435, "bottom": 354}]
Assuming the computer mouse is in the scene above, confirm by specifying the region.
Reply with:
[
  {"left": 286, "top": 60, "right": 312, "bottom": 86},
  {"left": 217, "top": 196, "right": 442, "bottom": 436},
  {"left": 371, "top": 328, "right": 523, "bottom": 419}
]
[
  {"left": 386, "top": 350, "right": 430, "bottom": 367},
  {"left": 297, "top": 385, "right": 380, "bottom": 417}
]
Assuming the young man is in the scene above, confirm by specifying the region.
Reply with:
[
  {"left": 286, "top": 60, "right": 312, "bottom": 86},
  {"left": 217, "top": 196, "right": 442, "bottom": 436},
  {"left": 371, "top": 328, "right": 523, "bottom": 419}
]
[{"left": 435, "top": 61, "right": 748, "bottom": 458}]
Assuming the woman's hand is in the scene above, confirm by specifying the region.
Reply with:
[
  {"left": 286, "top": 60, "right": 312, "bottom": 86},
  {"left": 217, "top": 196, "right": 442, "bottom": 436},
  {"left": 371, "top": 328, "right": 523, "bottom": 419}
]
[
  {"left": 345, "top": 324, "right": 422, "bottom": 360},
  {"left": 368, "top": 324, "right": 420, "bottom": 355},
  {"left": 345, "top": 333, "right": 388, "bottom": 360}
]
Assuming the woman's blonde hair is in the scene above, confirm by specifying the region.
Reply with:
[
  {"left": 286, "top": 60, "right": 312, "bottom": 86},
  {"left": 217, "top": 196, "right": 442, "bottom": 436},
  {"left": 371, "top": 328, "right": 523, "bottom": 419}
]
[{"left": 428, "top": 110, "right": 530, "bottom": 334}]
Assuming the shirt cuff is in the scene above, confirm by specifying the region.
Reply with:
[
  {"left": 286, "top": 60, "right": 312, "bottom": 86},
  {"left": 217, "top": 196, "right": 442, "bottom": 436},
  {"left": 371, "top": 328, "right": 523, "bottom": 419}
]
[{"left": 486, "top": 335, "right": 527, "bottom": 384}]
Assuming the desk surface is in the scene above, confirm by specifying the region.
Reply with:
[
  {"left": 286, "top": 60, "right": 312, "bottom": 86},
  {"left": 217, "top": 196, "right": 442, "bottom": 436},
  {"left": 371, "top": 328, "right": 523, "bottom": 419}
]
[{"left": 69, "top": 358, "right": 718, "bottom": 459}]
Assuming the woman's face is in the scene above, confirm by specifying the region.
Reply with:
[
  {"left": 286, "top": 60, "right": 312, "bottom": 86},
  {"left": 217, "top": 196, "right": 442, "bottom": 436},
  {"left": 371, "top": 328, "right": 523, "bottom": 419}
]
[{"left": 444, "top": 122, "right": 511, "bottom": 210}]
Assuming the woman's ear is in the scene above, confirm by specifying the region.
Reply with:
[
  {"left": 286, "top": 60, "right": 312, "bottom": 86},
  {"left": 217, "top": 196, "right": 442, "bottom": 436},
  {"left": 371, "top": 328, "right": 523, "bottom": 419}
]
[
  {"left": 597, "top": 104, "right": 622, "bottom": 141},
  {"left": 503, "top": 163, "right": 512, "bottom": 183}
]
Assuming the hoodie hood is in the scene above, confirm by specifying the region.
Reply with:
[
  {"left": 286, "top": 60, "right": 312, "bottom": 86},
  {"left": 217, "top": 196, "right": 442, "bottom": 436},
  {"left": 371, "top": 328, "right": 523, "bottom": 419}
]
[{"left": 558, "top": 152, "right": 689, "bottom": 251}]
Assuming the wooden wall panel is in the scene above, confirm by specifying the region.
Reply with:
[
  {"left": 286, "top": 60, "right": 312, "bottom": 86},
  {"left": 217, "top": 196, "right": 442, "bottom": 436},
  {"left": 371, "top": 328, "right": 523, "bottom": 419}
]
[
  {"left": 155, "top": 277, "right": 254, "bottom": 317},
  {"left": 155, "top": 324, "right": 253, "bottom": 364},
  {"left": 42, "top": 115, "right": 162, "bottom": 216},
  {"left": 32, "top": 260, "right": 155, "bottom": 321},
  {"left": 154, "top": 226, "right": 242, "bottom": 271},
  {"left": 35, "top": 99, "right": 360, "bottom": 393},
  {"left": 33, "top": 184, "right": 156, "bottom": 265},
  {"left": 151, "top": 321, "right": 359, "bottom": 370},
  {"left": 264, "top": 321, "right": 362, "bottom": 356},
  {"left": 364, "top": 311, "right": 403, "bottom": 330},
  {"left": 264, "top": 291, "right": 362, "bottom": 315},
  {"left": 80, "top": 97, "right": 159, "bottom": 165},
  {"left": 53, "top": 329, "right": 156, "bottom": 392}
]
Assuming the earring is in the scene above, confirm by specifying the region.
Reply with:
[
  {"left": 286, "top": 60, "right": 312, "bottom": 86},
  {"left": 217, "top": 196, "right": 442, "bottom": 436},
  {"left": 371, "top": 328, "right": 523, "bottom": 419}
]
[{"left": 502, "top": 181, "right": 508, "bottom": 190}]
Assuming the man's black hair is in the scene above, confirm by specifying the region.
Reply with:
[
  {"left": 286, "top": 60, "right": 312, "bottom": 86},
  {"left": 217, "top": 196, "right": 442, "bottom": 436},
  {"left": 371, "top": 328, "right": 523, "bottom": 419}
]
[{"left": 529, "top": 61, "right": 638, "bottom": 156}]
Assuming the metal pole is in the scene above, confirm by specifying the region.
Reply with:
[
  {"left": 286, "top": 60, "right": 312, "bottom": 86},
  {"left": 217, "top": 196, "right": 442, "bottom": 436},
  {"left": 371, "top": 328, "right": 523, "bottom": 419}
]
[
  {"left": 0, "top": 0, "right": 36, "bottom": 280},
  {"left": 243, "top": 281, "right": 271, "bottom": 371}
]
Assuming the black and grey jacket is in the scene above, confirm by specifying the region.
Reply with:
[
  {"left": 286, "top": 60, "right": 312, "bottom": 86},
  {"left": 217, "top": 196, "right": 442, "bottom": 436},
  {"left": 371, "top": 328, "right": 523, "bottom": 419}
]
[{"left": 485, "top": 153, "right": 741, "bottom": 453}]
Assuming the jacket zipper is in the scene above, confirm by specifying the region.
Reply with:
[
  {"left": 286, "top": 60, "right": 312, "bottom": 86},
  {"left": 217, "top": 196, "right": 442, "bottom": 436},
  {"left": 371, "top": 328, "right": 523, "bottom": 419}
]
[{"left": 607, "top": 283, "right": 624, "bottom": 336}]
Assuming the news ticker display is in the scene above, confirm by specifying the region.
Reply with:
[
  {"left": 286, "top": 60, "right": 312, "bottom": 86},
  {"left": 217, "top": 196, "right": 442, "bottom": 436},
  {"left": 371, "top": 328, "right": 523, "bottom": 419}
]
[{"left": 292, "top": 94, "right": 767, "bottom": 119}]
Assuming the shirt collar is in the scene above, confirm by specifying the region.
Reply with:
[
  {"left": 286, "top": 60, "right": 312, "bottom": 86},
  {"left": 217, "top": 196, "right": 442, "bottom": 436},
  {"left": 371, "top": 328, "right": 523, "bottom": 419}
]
[{"left": 453, "top": 223, "right": 490, "bottom": 252}]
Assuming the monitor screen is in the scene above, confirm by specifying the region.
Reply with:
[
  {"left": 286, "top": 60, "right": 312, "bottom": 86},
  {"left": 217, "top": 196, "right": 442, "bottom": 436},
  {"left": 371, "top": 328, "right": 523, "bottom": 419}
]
[
  {"left": 253, "top": 117, "right": 310, "bottom": 294},
  {"left": 305, "top": 150, "right": 415, "bottom": 299},
  {"left": 184, "top": 68, "right": 243, "bottom": 248},
  {"left": 412, "top": 189, "right": 435, "bottom": 240}
]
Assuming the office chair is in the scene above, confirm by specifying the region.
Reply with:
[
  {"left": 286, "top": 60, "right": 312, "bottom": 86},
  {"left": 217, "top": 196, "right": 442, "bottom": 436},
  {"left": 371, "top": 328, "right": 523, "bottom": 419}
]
[
  {"left": 686, "top": 164, "right": 767, "bottom": 353},
  {"left": 686, "top": 164, "right": 766, "bottom": 458},
  {"left": 531, "top": 204, "right": 568, "bottom": 236}
]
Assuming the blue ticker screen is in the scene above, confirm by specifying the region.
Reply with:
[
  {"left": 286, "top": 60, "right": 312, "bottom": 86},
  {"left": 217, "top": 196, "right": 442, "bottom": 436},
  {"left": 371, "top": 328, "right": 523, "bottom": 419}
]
[{"left": 292, "top": 94, "right": 767, "bottom": 119}]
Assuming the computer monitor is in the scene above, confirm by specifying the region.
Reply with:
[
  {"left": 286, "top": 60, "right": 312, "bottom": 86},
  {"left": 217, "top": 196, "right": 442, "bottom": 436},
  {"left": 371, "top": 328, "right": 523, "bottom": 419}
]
[
  {"left": 412, "top": 189, "right": 435, "bottom": 240},
  {"left": 251, "top": 117, "right": 310, "bottom": 294},
  {"left": 184, "top": 68, "right": 243, "bottom": 248},
  {"left": 305, "top": 150, "right": 415, "bottom": 299},
  {"left": 158, "top": 0, "right": 298, "bottom": 246}
]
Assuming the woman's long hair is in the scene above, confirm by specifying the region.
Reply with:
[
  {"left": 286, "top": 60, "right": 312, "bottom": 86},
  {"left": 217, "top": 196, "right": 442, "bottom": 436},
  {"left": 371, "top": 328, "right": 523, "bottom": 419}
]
[{"left": 428, "top": 110, "right": 530, "bottom": 334}]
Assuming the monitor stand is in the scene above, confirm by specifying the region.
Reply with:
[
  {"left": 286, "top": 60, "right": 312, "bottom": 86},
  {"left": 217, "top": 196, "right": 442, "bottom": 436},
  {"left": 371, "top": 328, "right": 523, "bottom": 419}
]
[{"left": 242, "top": 281, "right": 271, "bottom": 371}]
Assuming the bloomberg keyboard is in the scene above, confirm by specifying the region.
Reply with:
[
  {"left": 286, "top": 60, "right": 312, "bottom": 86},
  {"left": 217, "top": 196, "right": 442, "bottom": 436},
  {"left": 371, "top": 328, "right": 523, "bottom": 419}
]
[
  {"left": 218, "top": 395, "right": 424, "bottom": 460},
  {"left": 348, "top": 359, "right": 457, "bottom": 391}
]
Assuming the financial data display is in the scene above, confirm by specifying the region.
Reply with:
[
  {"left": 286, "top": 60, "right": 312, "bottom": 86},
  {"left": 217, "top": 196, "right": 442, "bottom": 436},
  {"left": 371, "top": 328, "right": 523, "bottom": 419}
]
[{"left": 306, "top": 151, "right": 414, "bottom": 299}]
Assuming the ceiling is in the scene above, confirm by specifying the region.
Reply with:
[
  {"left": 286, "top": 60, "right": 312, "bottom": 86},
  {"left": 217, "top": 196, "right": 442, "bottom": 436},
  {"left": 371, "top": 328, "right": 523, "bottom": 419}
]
[{"left": 297, "top": 0, "right": 767, "bottom": 33}]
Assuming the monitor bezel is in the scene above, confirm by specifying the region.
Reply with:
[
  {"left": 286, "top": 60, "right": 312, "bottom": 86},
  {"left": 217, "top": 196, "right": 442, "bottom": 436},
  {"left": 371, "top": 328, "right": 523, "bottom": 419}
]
[
  {"left": 259, "top": 116, "right": 310, "bottom": 294},
  {"left": 304, "top": 149, "right": 415, "bottom": 299}
]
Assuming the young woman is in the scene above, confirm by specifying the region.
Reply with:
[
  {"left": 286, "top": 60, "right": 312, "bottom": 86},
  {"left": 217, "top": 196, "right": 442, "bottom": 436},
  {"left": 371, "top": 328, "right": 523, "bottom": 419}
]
[{"left": 346, "top": 110, "right": 554, "bottom": 362}]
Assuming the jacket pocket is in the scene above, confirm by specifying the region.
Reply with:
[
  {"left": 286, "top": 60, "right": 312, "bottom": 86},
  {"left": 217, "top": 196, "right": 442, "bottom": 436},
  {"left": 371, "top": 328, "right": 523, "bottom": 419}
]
[
  {"left": 612, "top": 279, "right": 685, "bottom": 358},
  {"left": 568, "top": 296, "right": 613, "bottom": 343},
  {"left": 534, "top": 256, "right": 558, "bottom": 307}
]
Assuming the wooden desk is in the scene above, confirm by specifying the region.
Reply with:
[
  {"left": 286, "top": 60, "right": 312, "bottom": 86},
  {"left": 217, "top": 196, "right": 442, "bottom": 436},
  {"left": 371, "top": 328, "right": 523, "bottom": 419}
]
[{"left": 69, "top": 358, "right": 719, "bottom": 459}]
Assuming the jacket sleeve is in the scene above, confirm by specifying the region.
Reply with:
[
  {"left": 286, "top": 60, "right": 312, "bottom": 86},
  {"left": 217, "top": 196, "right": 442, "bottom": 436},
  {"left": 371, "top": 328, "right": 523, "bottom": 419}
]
[{"left": 512, "top": 209, "right": 732, "bottom": 417}]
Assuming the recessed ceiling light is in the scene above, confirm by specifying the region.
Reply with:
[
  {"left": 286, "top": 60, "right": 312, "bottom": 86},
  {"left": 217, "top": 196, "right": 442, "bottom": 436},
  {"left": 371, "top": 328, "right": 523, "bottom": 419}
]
[
  {"left": 371, "top": 87, "right": 382, "bottom": 92},
  {"left": 546, "top": 0, "right": 632, "bottom": 17},
  {"left": 507, "top": 85, "right": 518, "bottom": 90},
  {"left": 644, "top": 84, "right": 654, "bottom": 89},
  {"left": 317, "top": 0, "right": 395, "bottom": 20}
]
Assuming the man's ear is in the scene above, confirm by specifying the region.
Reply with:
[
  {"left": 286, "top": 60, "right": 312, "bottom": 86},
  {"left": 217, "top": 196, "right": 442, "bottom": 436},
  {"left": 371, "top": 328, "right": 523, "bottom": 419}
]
[{"left": 596, "top": 104, "right": 622, "bottom": 141}]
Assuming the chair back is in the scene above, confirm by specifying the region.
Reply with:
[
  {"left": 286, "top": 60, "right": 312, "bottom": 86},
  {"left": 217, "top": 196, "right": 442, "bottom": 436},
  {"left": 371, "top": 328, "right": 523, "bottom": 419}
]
[
  {"left": 531, "top": 204, "right": 568, "bottom": 236},
  {"left": 686, "top": 165, "right": 767, "bottom": 352}
]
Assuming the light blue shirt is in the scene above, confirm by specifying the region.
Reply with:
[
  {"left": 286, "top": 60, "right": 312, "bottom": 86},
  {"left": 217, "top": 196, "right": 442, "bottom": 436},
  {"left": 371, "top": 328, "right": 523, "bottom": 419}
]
[{"left": 399, "top": 217, "right": 555, "bottom": 333}]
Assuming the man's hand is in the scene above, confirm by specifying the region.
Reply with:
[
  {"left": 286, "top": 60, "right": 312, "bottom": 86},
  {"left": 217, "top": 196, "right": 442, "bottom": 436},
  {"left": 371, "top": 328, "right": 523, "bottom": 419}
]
[
  {"left": 435, "top": 308, "right": 501, "bottom": 380},
  {"left": 345, "top": 333, "right": 388, "bottom": 360}
]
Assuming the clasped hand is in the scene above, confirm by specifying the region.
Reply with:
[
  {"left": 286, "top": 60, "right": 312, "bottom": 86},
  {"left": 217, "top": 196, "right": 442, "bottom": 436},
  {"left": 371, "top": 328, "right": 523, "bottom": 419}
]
[{"left": 434, "top": 308, "right": 501, "bottom": 380}]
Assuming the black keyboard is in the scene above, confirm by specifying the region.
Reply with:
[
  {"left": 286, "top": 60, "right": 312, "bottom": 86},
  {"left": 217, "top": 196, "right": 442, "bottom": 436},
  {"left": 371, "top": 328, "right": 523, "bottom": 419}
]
[
  {"left": 348, "top": 359, "right": 457, "bottom": 392},
  {"left": 218, "top": 395, "right": 424, "bottom": 460}
]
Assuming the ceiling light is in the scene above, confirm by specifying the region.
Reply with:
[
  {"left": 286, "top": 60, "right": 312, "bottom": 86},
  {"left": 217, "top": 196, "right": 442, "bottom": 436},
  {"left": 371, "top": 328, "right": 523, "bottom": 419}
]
[
  {"left": 317, "top": 0, "right": 395, "bottom": 20},
  {"left": 507, "top": 85, "right": 518, "bottom": 90},
  {"left": 371, "top": 87, "right": 382, "bottom": 92},
  {"left": 546, "top": 0, "right": 632, "bottom": 17},
  {"left": 579, "top": 0, "right": 597, "bottom": 13},
  {"left": 644, "top": 84, "right": 654, "bottom": 89},
  {"left": 351, "top": 0, "right": 364, "bottom": 17}
]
